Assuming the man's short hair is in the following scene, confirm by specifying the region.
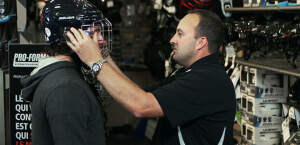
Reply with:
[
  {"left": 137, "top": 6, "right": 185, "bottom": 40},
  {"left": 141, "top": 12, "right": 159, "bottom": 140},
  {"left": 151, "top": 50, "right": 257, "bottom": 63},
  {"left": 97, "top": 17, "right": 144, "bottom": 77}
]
[{"left": 188, "top": 10, "right": 224, "bottom": 53}]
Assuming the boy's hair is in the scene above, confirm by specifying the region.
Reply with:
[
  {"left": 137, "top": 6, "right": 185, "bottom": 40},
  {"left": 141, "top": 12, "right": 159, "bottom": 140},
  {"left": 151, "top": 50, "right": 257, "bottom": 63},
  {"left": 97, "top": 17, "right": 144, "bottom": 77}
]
[{"left": 44, "top": 43, "right": 72, "bottom": 56}]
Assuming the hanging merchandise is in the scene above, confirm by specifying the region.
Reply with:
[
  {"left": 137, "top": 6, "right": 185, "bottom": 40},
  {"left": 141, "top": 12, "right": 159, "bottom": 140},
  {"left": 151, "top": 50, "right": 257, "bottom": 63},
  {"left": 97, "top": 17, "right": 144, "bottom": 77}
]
[
  {"left": 283, "top": 19, "right": 300, "bottom": 69},
  {"left": 106, "top": 0, "right": 114, "bottom": 8},
  {"left": 233, "top": 16, "right": 300, "bottom": 68},
  {"left": 221, "top": 17, "right": 238, "bottom": 69},
  {"left": 266, "top": 18, "right": 299, "bottom": 68},
  {"left": 125, "top": 0, "right": 135, "bottom": 27},
  {"left": 164, "top": 0, "right": 174, "bottom": 6},
  {"left": 269, "top": 0, "right": 278, "bottom": 6},
  {"left": 181, "top": 0, "right": 214, "bottom": 10},
  {"left": 35, "top": 0, "right": 47, "bottom": 27},
  {"left": 224, "top": 18, "right": 239, "bottom": 45},
  {"left": 154, "top": 0, "right": 163, "bottom": 10},
  {"left": 162, "top": 3, "right": 176, "bottom": 14},
  {"left": 144, "top": 0, "right": 179, "bottom": 79},
  {"left": 0, "top": 23, "right": 7, "bottom": 70},
  {"left": 0, "top": 0, "right": 16, "bottom": 23},
  {"left": 162, "top": 0, "right": 177, "bottom": 15},
  {"left": 289, "top": 79, "right": 300, "bottom": 102},
  {"left": 182, "top": 0, "right": 194, "bottom": 9},
  {"left": 1, "top": 22, "right": 17, "bottom": 69},
  {"left": 106, "top": 0, "right": 123, "bottom": 25},
  {"left": 278, "top": 0, "right": 289, "bottom": 6},
  {"left": 288, "top": 0, "right": 300, "bottom": 6},
  {"left": 220, "top": 0, "right": 232, "bottom": 17},
  {"left": 235, "top": 17, "right": 269, "bottom": 61}
]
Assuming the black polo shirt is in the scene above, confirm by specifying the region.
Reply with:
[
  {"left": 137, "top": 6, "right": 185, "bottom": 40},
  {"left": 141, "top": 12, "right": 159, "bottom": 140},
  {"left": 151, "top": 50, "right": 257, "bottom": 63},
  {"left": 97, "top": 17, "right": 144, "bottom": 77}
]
[{"left": 147, "top": 53, "right": 236, "bottom": 145}]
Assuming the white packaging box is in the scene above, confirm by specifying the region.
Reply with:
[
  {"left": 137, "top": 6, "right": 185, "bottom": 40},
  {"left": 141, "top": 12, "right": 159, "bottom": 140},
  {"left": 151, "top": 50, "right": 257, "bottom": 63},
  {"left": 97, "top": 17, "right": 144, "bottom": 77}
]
[
  {"left": 247, "top": 68, "right": 288, "bottom": 98},
  {"left": 269, "top": 0, "right": 278, "bottom": 7},
  {"left": 247, "top": 96, "right": 286, "bottom": 117},
  {"left": 248, "top": 68, "right": 283, "bottom": 87},
  {"left": 245, "top": 111, "right": 284, "bottom": 128},
  {"left": 246, "top": 124, "right": 281, "bottom": 145},
  {"left": 242, "top": 107, "right": 284, "bottom": 128},
  {"left": 248, "top": 84, "right": 288, "bottom": 98}
]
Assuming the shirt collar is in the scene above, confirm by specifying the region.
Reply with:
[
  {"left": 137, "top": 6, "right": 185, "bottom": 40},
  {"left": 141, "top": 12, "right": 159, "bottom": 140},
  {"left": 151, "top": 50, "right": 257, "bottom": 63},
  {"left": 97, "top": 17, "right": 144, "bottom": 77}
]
[{"left": 188, "top": 53, "right": 220, "bottom": 70}]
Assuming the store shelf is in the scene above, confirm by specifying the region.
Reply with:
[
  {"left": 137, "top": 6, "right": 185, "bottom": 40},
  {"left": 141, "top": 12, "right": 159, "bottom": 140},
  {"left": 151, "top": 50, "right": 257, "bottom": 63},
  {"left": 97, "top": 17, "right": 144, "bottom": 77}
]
[
  {"left": 225, "top": 6, "right": 300, "bottom": 13},
  {"left": 225, "top": 6, "right": 300, "bottom": 76},
  {"left": 235, "top": 58, "right": 300, "bottom": 77}
]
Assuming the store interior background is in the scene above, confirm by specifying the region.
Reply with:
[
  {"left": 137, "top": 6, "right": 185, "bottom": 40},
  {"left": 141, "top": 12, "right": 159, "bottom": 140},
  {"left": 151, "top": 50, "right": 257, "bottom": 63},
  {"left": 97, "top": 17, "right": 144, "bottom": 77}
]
[
  {"left": 2, "top": 0, "right": 300, "bottom": 145},
  {"left": 24, "top": 1, "right": 233, "bottom": 144}
]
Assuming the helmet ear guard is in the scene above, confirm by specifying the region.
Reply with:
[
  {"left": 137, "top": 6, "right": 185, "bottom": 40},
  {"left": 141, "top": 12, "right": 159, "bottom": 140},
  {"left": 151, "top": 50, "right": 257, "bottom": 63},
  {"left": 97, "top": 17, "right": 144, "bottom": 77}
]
[{"left": 62, "top": 27, "right": 72, "bottom": 42}]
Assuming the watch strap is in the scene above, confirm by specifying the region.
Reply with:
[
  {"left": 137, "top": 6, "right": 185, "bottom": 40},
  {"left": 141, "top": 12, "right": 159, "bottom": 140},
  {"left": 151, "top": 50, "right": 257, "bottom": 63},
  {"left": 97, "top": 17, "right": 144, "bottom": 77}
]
[{"left": 92, "top": 59, "right": 107, "bottom": 76}]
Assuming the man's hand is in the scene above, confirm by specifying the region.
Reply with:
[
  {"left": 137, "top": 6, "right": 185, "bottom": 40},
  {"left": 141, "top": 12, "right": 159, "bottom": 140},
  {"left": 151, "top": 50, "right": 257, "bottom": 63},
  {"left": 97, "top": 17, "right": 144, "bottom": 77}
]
[{"left": 66, "top": 27, "right": 103, "bottom": 67}]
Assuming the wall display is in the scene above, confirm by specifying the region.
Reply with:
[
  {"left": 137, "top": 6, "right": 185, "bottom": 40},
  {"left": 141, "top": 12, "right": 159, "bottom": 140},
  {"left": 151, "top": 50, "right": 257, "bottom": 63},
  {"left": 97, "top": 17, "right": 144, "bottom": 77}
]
[
  {"left": 224, "top": 6, "right": 300, "bottom": 144},
  {"left": 8, "top": 44, "right": 48, "bottom": 145},
  {"left": 0, "top": 0, "right": 17, "bottom": 23}
]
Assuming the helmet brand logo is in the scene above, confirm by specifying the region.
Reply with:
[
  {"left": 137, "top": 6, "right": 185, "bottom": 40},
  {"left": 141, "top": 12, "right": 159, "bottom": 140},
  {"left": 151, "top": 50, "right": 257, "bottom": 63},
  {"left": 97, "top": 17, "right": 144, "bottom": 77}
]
[{"left": 59, "top": 16, "right": 75, "bottom": 20}]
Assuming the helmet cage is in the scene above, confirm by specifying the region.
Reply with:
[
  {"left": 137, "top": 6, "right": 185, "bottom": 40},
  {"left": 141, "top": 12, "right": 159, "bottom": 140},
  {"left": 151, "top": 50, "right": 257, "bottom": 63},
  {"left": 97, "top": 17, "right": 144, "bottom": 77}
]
[{"left": 81, "top": 18, "right": 112, "bottom": 58}]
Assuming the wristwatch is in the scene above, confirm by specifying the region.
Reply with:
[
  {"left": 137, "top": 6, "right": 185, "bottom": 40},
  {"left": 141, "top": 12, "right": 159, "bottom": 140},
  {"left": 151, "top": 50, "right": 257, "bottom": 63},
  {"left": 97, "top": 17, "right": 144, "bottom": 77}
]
[{"left": 91, "top": 59, "right": 107, "bottom": 77}]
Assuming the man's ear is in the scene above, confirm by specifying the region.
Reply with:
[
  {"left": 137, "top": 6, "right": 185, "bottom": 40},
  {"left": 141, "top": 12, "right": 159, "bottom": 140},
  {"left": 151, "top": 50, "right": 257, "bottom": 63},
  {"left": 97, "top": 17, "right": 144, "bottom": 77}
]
[{"left": 197, "top": 37, "right": 208, "bottom": 50}]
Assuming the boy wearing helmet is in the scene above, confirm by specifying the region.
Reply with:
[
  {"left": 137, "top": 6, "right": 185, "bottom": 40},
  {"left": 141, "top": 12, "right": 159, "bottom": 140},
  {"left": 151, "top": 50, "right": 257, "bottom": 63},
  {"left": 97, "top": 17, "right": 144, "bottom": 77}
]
[{"left": 20, "top": 0, "right": 111, "bottom": 144}]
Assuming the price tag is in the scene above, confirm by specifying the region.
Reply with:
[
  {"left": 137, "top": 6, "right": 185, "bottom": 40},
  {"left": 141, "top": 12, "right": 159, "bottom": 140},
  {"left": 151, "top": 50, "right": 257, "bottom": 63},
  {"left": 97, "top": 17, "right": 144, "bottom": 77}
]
[
  {"left": 282, "top": 117, "right": 290, "bottom": 143},
  {"left": 289, "top": 107, "right": 295, "bottom": 119}
]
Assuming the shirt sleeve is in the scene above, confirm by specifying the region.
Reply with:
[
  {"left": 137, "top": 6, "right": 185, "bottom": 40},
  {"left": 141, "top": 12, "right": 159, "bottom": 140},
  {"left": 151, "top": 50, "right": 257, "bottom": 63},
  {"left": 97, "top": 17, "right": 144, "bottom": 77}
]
[
  {"left": 44, "top": 84, "right": 91, "bottom": 145},
  {"left": 144, "top": 68, "right": 186, "bottom": 92},
  {"left": 151, "top": 71, "right": 228, "bottom": 128}
]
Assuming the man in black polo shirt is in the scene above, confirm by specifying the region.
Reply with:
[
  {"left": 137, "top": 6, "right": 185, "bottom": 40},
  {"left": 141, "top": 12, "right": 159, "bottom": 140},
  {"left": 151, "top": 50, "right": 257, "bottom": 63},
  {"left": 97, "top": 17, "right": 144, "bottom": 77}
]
[{"left": 67, "top": 9, "right": 236, "bottom": 145}]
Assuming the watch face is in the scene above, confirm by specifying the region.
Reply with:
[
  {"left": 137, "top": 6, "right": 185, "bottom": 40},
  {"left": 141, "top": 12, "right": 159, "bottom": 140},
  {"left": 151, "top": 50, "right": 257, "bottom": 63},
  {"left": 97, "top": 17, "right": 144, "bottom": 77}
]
[{"left": 93, "top": 64, "right": 100, "bottom": 72}]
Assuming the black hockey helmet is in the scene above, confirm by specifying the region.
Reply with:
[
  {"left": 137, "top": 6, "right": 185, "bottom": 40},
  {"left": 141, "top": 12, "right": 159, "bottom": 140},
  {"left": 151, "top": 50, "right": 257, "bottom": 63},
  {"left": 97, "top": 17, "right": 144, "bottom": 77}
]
[{"left": 40, "top": 0, "right": 112, "bottom": 57}]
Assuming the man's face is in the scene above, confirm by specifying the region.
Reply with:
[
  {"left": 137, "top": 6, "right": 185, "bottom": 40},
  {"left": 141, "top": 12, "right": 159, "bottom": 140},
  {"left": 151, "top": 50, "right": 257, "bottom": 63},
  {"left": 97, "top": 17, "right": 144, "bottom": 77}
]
[{"left": 170, "top": 14, "right": 199, "bottom": 66}]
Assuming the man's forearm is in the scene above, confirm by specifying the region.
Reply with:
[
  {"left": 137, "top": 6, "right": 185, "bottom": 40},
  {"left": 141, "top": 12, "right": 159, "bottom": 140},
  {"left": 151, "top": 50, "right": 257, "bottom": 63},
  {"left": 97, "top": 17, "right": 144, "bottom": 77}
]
[
  {"left": 66, "top": 28, "right": 164, "bottom": 117},
  {"left": 96, "top": 62, "right": 164, "bottom": 118},
  {"left": 105, "top": 55, "right": 130, "bottom": 81}
]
